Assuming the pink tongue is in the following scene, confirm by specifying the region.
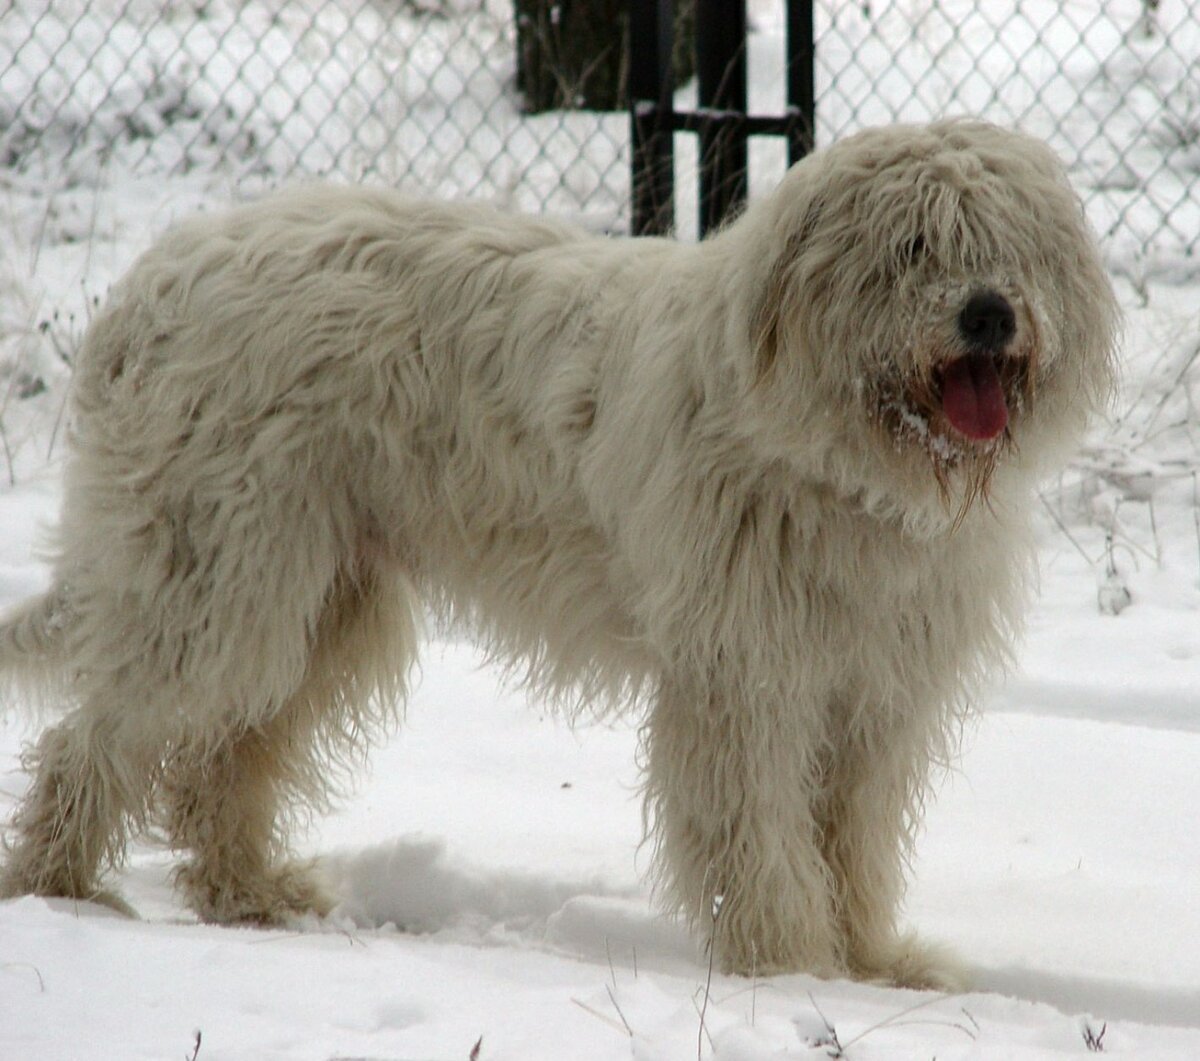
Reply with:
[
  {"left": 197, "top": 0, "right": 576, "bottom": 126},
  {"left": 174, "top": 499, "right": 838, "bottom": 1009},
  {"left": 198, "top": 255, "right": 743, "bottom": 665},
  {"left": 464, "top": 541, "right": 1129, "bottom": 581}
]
[{"left": 941, "top": 354, "right": 1008, "bottom": 440}]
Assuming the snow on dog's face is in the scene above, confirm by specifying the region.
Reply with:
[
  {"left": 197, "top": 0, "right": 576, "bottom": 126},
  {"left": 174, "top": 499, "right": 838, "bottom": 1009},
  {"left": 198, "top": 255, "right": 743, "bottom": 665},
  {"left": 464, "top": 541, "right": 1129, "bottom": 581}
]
[{"left": 743, "top": 120, "right": 1118, "bottom": 520}]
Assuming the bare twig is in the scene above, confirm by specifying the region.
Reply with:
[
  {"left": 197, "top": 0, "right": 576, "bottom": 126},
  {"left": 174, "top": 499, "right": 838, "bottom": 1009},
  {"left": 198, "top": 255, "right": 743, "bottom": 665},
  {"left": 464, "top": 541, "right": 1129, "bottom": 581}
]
[
  {"left": 1038, "top": 491, "right": 1100, "bottom": 566},
  {"left": 571, "top": 997, "right": 630, "bottom": 1037},
  {"left": 750, "top": 941, "right": 758, "bottom": 1027},
  {"left": 689, "top": 994, "right": 717, "bottom": 1056},
  {"left": 1083, "top": 1019, "right": 1107, "bottom": 1052},
  {"left": 805, "top": 992, "right": 845, "bottom": 1058},
  {"left": 605, "top": 984, "right": 634, "bottom": 1038},
  {"left": 697, "top": 894, "right": 722, "bottom": 1059},
  {"left": 0, "top": 416, "right": 14, "bottom": 487},
  {"left": 1193, "top": 472, "right": 1200, "bottom": 583},
  {"left": 1, "top": 962, "right": 46, "bottom": 992},
  {"left": 1136, "top": 340, "right": 1200, "bottom": 442}
]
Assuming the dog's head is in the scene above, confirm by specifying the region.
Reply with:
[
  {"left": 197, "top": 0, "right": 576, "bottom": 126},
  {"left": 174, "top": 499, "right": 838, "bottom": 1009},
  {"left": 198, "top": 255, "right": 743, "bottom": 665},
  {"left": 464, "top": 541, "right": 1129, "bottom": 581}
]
[{"left": 736, "top": 120, "right": 1118, "bottom": 526}]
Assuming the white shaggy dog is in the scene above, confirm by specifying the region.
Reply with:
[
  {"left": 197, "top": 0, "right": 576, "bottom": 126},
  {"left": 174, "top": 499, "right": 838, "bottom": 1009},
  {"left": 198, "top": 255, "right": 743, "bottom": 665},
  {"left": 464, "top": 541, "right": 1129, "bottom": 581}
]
[{"left": 0, "top": 121, "right": 1115, "bottom": 988}]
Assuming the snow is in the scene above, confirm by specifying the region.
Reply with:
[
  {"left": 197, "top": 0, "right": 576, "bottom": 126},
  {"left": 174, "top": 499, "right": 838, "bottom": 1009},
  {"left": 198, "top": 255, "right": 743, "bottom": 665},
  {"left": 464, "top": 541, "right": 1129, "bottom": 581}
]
[{"left": 2, "top": 0, "right": 1200, "bottom": 1057}]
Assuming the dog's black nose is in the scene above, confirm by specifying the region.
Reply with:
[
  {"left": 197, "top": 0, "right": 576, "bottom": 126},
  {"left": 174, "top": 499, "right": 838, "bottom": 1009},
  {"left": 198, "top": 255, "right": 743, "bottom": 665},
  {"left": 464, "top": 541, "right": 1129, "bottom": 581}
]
[{"left": 958, "top": 291, "right": 1016, "bottom": 352}]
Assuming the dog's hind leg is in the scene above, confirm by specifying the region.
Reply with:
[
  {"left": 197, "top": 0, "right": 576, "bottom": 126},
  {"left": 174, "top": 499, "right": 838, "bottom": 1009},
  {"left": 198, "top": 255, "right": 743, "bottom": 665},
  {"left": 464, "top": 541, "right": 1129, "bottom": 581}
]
[
  {"left": 161, "top": 564, "right": 419, "bottom": 924},
  {"left": 161, "top": 704, "right": 336, "bottom": 924},
  {"left": 0, "top": 686, "right": 162, "bottom": 913}
]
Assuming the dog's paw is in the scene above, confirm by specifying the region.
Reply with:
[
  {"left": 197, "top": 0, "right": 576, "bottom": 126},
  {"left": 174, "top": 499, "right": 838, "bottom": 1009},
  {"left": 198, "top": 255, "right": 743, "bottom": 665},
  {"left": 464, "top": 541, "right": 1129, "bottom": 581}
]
[
  {"left": 852, "top": 933, "right": 968, "bottom": 993},
  {"left": 0, "top": 859, "right": 135, "bottom": 916},
  {"left": 0, "top": 871, "right": 138, "bottom": 919},
  {"left": 180, "top": 859, "right": 335, "bottom": 926},
  {"left": 267, "top": 862, "right": 337, "bottom": 924},
  {"left": 75, "top": 888, "right": 140, "bottom": 919}
]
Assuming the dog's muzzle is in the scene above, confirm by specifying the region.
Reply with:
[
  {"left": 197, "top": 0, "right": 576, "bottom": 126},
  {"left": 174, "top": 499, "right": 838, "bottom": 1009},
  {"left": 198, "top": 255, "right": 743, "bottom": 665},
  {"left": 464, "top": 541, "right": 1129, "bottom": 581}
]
[{"left": 937, "top": 290, "right": 1018, "bottom": 442}]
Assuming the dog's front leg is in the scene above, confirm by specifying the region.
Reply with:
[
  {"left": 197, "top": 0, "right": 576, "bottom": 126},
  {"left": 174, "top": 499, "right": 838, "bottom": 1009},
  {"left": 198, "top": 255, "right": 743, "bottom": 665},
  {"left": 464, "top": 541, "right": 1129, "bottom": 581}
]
[
  {"left": 820, "top": 710, "right": 968, "bottom": 991},
  {"left": 643, "top": 677, "right": 845, "bottom": 978}
]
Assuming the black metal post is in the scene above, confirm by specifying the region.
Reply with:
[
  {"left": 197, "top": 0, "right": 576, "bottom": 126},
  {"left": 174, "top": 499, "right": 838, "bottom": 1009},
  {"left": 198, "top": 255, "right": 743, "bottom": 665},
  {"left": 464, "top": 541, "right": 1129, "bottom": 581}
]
[
  {"left": 786, "top": 0, "right": 815, "bottom": 164},
  {"left": 630, "top": 0, "right": 675, "bottom": 236},
  {"left": 696, "top": 0, "right": 747, "bottom": 236}
]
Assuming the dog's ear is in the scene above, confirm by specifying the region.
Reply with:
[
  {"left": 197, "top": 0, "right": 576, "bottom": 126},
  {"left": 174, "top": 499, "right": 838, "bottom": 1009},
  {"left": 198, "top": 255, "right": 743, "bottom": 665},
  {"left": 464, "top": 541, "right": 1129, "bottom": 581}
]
[{"left": 749, "top": 198, "right": 823, "bottom": 383}]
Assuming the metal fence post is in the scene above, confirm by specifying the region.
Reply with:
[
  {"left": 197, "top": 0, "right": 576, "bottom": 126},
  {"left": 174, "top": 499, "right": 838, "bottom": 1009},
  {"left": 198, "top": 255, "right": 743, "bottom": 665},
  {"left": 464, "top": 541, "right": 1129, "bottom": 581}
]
[
  {"left": 696, "top": 0, "right": 747, "bottom": 236},
  {"left": 630, "top": 0, "right": 675, "bottom": 236},
  {"left": 787, "top": 0, "right": 816, "bottom": 164}
]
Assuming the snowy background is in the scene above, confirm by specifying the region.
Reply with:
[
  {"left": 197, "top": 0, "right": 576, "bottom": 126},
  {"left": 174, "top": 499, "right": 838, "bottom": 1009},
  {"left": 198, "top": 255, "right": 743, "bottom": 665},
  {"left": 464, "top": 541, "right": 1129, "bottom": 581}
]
[{"left": 2, "top": 1, "right": 1199, "bottom": 1058}]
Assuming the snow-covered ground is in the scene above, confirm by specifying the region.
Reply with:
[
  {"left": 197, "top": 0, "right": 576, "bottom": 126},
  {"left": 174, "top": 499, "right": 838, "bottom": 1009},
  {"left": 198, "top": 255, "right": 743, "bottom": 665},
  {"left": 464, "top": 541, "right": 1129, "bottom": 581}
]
[
  {"left": 3, "top": 450, "right": 1200, "bottom": 1058},
  {"left": 2, "top": 1, "right": 1199, "bottom": 1057}
]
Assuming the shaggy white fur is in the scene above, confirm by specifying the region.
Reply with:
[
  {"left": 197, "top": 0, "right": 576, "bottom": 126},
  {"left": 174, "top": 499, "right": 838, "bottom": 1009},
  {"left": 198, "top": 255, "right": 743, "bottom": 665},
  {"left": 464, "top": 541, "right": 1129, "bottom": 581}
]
[{"left": 0, "top": 120, "right": 1116, "bottom": 988}]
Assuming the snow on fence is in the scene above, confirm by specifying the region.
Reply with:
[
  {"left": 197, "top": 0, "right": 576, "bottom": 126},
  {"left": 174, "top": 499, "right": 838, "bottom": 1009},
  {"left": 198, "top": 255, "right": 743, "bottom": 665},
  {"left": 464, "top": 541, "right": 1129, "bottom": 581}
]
[{"left": 0, "top": 0, "right": 1198, "bottom": 267}]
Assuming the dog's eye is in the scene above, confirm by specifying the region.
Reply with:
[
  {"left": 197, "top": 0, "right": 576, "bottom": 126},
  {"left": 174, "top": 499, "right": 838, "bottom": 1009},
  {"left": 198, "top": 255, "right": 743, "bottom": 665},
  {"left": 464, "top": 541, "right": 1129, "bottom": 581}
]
[{"left": 886, "top": 237, "right": 927, "bottom": 279}]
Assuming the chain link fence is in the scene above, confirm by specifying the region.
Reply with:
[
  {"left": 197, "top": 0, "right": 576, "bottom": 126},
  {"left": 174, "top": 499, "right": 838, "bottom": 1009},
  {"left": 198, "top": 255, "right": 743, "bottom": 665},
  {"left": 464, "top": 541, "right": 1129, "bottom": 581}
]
[
  {"left": 1, "top": 0, "right": 1198, "bottom": 269},
  {"left": 815, "top": 2, "right": 1200, "bottom": 275},
  {"left": 0, "top": 0, "right": 633, "bottom": 227}
]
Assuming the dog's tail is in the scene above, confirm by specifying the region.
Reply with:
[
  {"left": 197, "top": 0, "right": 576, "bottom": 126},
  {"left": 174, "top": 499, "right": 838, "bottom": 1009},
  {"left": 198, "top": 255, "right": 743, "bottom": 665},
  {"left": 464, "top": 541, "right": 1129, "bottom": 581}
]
[{"left": 0, "top": 589, "right": 70, "bottom": 712}]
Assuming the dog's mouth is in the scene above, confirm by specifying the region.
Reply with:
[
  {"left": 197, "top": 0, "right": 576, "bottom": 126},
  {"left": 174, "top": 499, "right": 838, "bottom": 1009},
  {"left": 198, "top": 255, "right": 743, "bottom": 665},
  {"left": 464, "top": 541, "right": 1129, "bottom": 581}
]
[
  {"left": 870, "top": 289, "right": 1040, "bottom": 486},
  {"left": 863, "top": 288, "right": 1042, "bottom": 516},
  {"left": 934, "top": 352, "right": 1009, "bottom": 442},
  {"left": 881, "top": 348, "right": 1029, "bottom": 455}
]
